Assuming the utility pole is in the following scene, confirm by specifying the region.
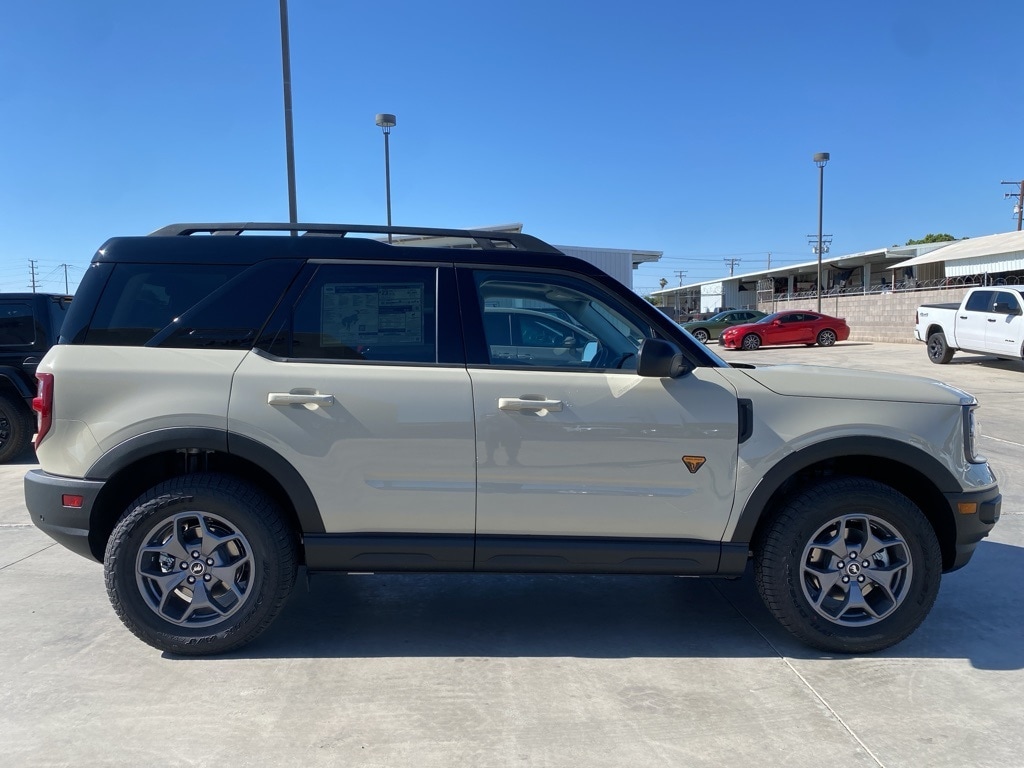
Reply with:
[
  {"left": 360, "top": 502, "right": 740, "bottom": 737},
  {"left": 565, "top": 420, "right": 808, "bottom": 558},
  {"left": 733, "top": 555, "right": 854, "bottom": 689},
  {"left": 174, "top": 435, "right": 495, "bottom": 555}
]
[
  {"left": 767, "top": 251, "right": 771, "bottom": 269},
  {"left": 723, "top": 258, "right": 741, "bottom": 276},
  {"left": 28, "top": 260, "right": 38, "bottom": 293},
  {"left": 1002, "top": 180, "right": 1024, "bottom": 231},
  {"left": 673, "top": 270, "right": 687, "bottom": 318}
]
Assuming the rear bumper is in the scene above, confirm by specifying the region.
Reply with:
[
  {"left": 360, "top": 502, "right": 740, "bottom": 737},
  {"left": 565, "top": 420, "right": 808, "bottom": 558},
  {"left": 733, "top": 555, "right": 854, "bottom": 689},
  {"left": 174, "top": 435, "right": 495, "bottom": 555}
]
[
  {"left": 946, "top": 485, "right": 1001, "bottom": 572},
  {"left": 24, "top": 469, "right": 105, "bottom": 562}
]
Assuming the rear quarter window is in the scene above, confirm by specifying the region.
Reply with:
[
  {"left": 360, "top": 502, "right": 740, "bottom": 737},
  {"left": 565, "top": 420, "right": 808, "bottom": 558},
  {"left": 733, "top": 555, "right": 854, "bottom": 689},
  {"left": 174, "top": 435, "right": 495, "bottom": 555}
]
[{"left": 84, "top": 264, "right": 242, "bottom": 345}]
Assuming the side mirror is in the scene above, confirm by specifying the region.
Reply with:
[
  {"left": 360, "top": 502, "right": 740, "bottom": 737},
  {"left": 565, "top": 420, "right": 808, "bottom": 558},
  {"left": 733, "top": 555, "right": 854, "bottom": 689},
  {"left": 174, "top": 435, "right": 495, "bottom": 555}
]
[
  {"left": 582, "top": 341, "right": 598, "bottom": 363},
  {"left": 637, "top": 338, "right": 690, "bottom": 378},
  {"left": 772, "top": 319, "right": 782, "bottom": 326}
]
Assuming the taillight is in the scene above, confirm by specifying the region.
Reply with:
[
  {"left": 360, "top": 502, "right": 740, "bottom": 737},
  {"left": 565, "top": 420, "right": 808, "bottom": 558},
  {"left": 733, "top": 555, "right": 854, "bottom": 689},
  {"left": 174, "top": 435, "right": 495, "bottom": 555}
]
[{"left": 32, "top": 373, "right": 54, "bottom": 449}]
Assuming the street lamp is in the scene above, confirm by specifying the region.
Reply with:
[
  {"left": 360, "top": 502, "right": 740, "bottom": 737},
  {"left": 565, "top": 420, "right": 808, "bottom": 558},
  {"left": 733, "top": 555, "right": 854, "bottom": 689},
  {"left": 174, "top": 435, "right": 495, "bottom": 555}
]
[
  {"left": 813, "top": 152, "right": 830, "bottom": 312},
  {"left": 375, "top": 113, "right": 397, "bottom": 242}
]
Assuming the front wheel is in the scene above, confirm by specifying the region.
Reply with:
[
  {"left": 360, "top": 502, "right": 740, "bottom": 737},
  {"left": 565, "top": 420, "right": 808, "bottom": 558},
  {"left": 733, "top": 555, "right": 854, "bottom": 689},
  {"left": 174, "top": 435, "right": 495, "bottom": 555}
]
[
  {"left": 754, "top": 478, "right": 941, "bottom": 654},
  {"left": 741, "top": 333, "right": 761, "bottom": 350},
  {"left": 104, "top": 473, "right": 297, "bottom": 655},
  {"left": 927, "top": 331, "right": 954, "bottom": 364}
]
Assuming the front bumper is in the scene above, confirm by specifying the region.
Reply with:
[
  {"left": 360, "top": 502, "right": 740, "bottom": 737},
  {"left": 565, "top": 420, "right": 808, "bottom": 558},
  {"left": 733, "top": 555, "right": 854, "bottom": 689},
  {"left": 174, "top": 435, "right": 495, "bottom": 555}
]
[
  {"left": 24, "top": 469, "right": 106, "bottom": 562},
  {"left": 946, "top": 485, "right": 1001, "bottom": 571}
]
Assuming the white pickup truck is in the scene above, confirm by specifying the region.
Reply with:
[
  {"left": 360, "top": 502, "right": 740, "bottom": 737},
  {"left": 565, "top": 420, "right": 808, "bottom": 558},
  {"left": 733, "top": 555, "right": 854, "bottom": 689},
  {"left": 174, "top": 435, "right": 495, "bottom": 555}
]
[{"left": 916, "top": 286, "right": 1024, "bottom": 363}]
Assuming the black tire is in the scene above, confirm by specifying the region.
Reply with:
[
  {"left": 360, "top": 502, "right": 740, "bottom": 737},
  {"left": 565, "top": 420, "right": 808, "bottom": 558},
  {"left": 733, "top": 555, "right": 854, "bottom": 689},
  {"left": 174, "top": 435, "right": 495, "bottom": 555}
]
[
  {"left": 692, "top": 328, "right": 710, "bottom": 344},
  {"left": 104, "top": 473, "right": 297, "bottom": 655},
  {"left": 817, "top": 329, "right": 838, "bottom": 347},
  {"left": 741, "top": 333, "right": 761, "bottom": 351},
  {"left": 927, "top": 331, "right": 953, "bottom": 364},
  {"left": 754, "top": 477, "right": 941, "bottom": 654},
  {"left": 0, "top": 393, "right": 35, "bottom": 463}
]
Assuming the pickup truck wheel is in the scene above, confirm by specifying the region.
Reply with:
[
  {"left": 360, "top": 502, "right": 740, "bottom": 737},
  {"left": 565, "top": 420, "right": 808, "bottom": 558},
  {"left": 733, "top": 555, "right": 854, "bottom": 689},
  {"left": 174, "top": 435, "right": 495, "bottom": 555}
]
[
  {"left": 754, "top": 478, "right": 941, "bottom": 654},
  {"left": 692, "top": 328, "right": 710, "bottom": 343},
  {"left": 741, "top": 333, "right": 761, "bottom": 350},
  {"left": 927, "top": 331, "right": 954, "bottom": 364},
  {"left": 816, "top": 329, "right": 838, "bottom": 347},
  {"left": 0, "top": 394, "right": 34, "bottom": 463},
  {"left": 104, "top": 473, "right": 297, "bottom": 656}
]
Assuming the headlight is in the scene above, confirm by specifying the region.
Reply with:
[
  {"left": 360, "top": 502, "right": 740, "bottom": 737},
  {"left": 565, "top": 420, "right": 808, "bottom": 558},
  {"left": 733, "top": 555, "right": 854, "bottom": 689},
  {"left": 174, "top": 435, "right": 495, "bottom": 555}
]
[{"left": 964, "top": 404, "right": 984, "bottom": 464}]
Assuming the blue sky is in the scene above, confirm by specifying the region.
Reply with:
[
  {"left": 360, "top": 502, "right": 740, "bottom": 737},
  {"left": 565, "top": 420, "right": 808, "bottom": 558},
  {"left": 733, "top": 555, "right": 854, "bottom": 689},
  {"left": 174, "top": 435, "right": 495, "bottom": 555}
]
[{"left": 2, "top": 1, "right": 1022, "bottom": 296}]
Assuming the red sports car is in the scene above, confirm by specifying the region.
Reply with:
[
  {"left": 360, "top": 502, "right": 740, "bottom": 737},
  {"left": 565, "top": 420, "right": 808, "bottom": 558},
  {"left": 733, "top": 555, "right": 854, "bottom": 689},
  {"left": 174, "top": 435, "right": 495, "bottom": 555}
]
[{"left": 719, "top": 310, "right": 850, "bottom": 350}]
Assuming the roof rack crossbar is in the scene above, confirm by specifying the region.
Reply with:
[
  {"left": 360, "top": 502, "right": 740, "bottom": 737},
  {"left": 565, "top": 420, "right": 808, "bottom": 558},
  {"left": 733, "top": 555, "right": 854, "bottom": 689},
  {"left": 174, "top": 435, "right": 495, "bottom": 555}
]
[{"left": 148, "top": 222, "right": 561, "bottom": 254}]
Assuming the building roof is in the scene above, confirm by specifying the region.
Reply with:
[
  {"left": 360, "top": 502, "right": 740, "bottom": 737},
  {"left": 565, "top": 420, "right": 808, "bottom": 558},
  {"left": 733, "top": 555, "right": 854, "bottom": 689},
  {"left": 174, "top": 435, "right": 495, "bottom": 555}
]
[
  {"left": 650, "top": 247, "right": 891, "bottom": 295},
  {"left": 887, "top": 231, "right": 1024, "bottom": 275}
]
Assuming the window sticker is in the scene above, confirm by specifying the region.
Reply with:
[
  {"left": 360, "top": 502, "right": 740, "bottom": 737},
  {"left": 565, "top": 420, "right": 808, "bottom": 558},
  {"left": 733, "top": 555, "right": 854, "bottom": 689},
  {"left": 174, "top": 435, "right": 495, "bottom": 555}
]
[{"left": 321, "top": 283, "right": 424, "bottom": 346}]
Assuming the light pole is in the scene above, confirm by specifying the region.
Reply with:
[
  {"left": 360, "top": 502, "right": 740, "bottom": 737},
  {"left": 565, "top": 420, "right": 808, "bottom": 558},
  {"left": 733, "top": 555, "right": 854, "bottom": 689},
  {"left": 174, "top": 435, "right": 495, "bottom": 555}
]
[
  {"left": 814, "top": 152, "right": 830, "bottom": 312},
  {"left": 375, "top": 113, "right": 396, "bottom": 242},
  {"left": 279, "top": 0, "right": 297, "bottom": 230}
]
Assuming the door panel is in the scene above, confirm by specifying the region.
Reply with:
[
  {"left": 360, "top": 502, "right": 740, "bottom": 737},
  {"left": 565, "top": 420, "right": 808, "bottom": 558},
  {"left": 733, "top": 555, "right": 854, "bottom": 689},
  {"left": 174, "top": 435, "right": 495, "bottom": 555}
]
[
  {"left": 985, "top": 291, "right": 1024, "bottom": 358},
  {"left": 957, "top": 290, "right": 993, "bottom": 351},
  {"left": 470, "top": 366, "right": 739, "bottom": 543},
  {"left": 230, "top": 354, "right": 476, "bottom": 536},
  {"left": 230, "top": 262, "right": 476, "bottom": 551}
]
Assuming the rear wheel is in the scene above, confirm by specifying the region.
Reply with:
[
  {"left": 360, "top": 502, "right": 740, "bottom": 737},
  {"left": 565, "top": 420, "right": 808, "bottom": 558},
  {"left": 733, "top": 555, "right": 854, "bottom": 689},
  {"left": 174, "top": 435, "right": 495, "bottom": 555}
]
[
  {"left": 817, "top": 329, "right": 838, "bottom": 346},
  {"left": 927, "top": 331, "right": 953, "bottom": 364},
  {"left": 0, "top": 393, "right": 34, "bottom": 463},
  {"left": 741, "top": 333, "right": 761, "bottom": 350},
  {"left": 692, "top": 328, "right": 710, "bottom": 344},
  {"left": 104, "top": 473, "right": 297, "bottom": 655},
  {"left": 754, "top": 478, "right": 941, "bottom": 653}
]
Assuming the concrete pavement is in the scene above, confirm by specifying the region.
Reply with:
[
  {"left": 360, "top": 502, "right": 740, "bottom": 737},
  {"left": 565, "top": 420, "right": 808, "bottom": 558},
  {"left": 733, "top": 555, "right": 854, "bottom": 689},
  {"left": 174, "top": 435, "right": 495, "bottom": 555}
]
[{"left": 1, "top": 342, "right": 1021, "bottom": 767}]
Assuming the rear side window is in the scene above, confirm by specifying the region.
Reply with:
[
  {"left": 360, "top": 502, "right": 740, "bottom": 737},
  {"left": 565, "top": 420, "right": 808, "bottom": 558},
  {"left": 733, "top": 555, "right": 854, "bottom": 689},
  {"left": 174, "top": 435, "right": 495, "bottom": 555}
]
[
  {"left": 965, "top": 291, "right": 994, "bottom": 312},
  {"left": 262, "top": 264, "right": 438, "bottom": 364},
  {"left": 0, "top": 302, "right": 37, "bottom": 346}
]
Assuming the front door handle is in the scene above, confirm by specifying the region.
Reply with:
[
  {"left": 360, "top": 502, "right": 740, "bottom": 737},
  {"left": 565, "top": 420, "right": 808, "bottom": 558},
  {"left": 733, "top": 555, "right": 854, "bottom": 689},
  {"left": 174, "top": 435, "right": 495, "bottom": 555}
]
[
  {"left": 498, "top": 396, "right": 563, "bottom": 412},
  {"left": 268, "top": 392, "right": 335, "bottom": 406}
]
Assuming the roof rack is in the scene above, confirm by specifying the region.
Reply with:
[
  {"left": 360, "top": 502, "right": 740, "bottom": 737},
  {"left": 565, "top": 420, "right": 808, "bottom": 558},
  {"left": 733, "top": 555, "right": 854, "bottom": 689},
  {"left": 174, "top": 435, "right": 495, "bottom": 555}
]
[{"left": 148, "top": 222, "right": 562, "bottom": 254}]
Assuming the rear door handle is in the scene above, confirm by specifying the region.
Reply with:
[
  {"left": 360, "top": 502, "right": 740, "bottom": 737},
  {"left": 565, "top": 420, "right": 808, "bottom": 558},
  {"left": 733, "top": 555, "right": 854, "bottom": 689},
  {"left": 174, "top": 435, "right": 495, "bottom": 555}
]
[
  {"left": 268, "top": 392, "right": 335, "bottom": 406},
  {"left": 498, "top": 396, "right": 563, "bottom": 412}
]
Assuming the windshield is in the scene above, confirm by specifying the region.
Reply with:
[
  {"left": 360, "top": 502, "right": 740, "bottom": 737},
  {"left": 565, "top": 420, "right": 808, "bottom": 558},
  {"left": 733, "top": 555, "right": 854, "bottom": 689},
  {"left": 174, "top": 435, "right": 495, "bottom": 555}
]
[{"left": 756, "top": 313, "right": 782, "bottom": 324}]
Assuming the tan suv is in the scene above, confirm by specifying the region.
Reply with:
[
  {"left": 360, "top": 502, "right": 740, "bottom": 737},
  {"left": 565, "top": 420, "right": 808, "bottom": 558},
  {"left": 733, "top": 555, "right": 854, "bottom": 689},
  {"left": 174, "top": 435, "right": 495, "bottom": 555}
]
[{"left": 25, "top": 223, "right": 1001, "bottom": 656}]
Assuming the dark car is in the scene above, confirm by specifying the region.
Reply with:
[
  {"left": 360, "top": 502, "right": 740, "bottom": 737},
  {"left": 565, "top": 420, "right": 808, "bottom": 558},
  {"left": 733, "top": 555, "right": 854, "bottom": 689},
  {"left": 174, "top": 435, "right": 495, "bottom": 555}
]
[
  {"left": 680, "top": 309, "right": 767, "bottom": 343},
  {"left": 720, "top": 310, "right": 850, "bottom": 350}
]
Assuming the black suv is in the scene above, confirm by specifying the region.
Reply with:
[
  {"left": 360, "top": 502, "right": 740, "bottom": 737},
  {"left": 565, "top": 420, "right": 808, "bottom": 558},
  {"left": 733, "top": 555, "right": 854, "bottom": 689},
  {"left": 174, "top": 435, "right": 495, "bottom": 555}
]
[{"left": 0, "top": 293, "right": 70, "bottom": 462}]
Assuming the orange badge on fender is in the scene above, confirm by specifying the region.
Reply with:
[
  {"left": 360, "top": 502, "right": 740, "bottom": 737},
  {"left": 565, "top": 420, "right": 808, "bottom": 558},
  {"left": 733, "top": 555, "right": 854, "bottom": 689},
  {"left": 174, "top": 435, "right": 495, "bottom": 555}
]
[{"left": 682, "top": 456, "right": 706, "bottom": 474}]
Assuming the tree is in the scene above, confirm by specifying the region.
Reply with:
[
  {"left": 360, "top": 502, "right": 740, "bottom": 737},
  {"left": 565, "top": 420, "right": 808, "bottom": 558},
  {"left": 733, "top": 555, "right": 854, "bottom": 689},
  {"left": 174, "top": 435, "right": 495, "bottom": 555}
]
[{"left": 905, "top": 234, "right": 957, "bottom": 245}]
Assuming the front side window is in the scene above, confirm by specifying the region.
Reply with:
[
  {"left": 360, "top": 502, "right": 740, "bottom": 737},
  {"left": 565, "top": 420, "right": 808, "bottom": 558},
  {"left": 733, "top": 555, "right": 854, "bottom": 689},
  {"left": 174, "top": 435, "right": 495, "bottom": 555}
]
[
  {"left": 471, "top": 271, "right": 651, "bottom": 370},
  {"left": 992, "top": 291, "right": 1021, "bottom": 314},
  {"left": 264, "top": 264, "right": 438, "bottom": 364}
]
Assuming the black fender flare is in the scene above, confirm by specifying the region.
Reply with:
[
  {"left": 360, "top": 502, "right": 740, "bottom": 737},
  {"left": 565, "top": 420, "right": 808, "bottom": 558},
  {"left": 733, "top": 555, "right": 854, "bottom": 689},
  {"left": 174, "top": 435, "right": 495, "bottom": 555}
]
[
  {"left": 729, "top": 435, "right": 962, "bottom": 544},
  {"left": 0, "top": 367, "right": 35, "bottom": 399},
  {"left": 86, "top": 426, "right": 324, "bottom": 534}
]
